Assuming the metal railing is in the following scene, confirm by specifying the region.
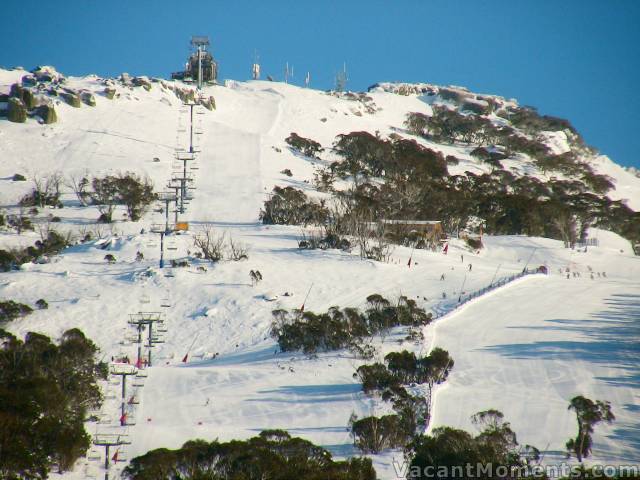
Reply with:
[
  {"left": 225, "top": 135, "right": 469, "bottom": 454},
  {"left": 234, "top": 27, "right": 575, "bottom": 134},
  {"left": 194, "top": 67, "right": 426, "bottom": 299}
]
[{"left": 430, "top": 268, "right": 540, "bottom": 320}]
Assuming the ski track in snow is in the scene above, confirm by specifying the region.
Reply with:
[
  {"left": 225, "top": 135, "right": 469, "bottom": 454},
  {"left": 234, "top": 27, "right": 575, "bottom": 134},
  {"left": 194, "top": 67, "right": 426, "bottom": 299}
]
[{"left": 1, "top": 71, "right": 639, "bottom": 478}]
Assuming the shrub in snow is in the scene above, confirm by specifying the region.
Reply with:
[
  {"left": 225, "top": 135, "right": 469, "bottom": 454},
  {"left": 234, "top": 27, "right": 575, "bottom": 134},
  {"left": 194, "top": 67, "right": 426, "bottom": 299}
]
[
  {"left": 7, "top": 213, "right": 33, "bottom": 234},
  {"left": 500, "top": 105, "right": 578, "bottom": 136},
  {"left": 193, "top": 227, "right": 225, "bottom": 263},
  {"left": 90, "top": 173, "right": 156, "bottom": 222},
  {"left": 104, "top": 254, "right": 116, "bottom": 264},
  {"left": 260, "top": 186, "right": 328, "bottom": 226},
  {"left": 0, "top": 300, "right": 33, "bottom": 323},
  {"left": 170, "top": 259, "right": 189, "bottom": 268},
  {"left": 271, "top": 295, "right": 432, "bottom": 354},
  {"left": 12, "top": 173, "right": 26, "bottom": 181},
  {"left": 19, "top": 172, "right": 64, "bottom": 208},
  {"left": 285, "top": 132, "right": 323, "bottom": 158},
  {"left": 227, "top": 236, "right": 249, "bottom": 261},
  {"left": 112, "top": 172, "right": 156, "bottom": 221},
  {"left": 437, "top": 87, "right": 468, "bottom": 104},
  {"left": 35, "top": 299, "right": 48, "bottom": 309},
  {"left": 460, "top": 100, "right": 488, "bottom": 115},
  {"left": 280, "top": 168, "right": 293, "bottom": 177}
]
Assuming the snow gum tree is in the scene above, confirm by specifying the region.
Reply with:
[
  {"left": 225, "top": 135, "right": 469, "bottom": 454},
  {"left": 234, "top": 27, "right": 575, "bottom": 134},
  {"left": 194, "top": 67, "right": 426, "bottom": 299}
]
[{"left": 566, "top": 395, "right": 615, "bottom": 462}]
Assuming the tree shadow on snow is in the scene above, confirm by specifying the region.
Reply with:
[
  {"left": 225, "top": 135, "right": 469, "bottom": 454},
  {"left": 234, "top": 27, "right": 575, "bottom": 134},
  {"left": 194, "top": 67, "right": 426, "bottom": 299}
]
[
  {"left": 248, "top": 383, "right": 361, "bottom": 404},
  {"left": 482, "top": 293, "right": 640, "bottom": 461},
  {"left": 484, "top": 293, "right": 639, "bottom": 388}
]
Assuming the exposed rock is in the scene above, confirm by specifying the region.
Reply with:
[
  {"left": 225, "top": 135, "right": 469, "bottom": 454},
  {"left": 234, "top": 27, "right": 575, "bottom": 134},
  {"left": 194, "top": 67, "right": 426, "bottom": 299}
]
[
  {"left": 60, "top": 92, "right": 81, "bottom": 108},
  {"left": 104, "top": 87, "right": 116, "bottom": 99},
  {"left": 21, "top": 74, "right": 37, "bottom": 87},
  {"left": 31, "top": 66, "right": 64, "bottom": 83},
  {"left": 119, "top": 73, "right": 132, "bottom": 86},
  {"left": 34, "top": 104, "right": 57, "bottom": 124},
  {"left": 80, "top": 91, "right": 96, "bottom": 106},
  {"left": 132, "top": 76, "right": 152, "bottom": 91},
  {"left": 200, "top": 95, "right": 216, "bottom": 110},
  {"left": 7, "top": 98, "right": 27, "bottom": 123},
  {"left": 173, "top": 87, "right": 196, "bottom": 103}
]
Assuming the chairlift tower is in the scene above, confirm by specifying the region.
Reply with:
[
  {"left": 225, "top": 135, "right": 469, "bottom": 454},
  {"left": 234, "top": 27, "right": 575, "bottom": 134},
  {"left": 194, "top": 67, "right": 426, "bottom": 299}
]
[
  {"left": 110, "top": 364, "right": 138, "bottom": 426},
  {"left": 150, "top": 223, "right": 174, "bottom": 268},
  {"left": 93, "top": 433, "right": 131, "bottom": 480},
  {"left": 128, "top": 312, "right": 165, "bottom": 367},
  {"left": 157, "top": 192, "right": 178, "bottom": 233},
  {"left": 174, "top": 152, "right": 197, "bottom": 212}
]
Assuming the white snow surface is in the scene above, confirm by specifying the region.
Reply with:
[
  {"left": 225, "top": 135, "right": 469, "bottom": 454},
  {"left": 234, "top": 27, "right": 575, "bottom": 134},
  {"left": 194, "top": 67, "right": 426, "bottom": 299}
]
[{"left": 1, "top": 71, "right": 639, "bottom": 478}]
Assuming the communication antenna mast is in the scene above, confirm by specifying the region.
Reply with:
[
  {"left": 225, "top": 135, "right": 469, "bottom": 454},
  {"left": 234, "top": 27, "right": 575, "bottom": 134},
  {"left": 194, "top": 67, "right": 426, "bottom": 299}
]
[
  {"left": 252, "top": 50, "right": 260, "bottom": 80},
  {"left": 335, "top": 62, "right": 348, "bottom": 92},
  {"left": 284, "top": 62, "right": 290, "bottom": 83},
  {"left": 305, "top": 71, "right": 310, "bottom": 88},
  {"left": 191, "top": 36, "right": 210, "bottom": 89}
]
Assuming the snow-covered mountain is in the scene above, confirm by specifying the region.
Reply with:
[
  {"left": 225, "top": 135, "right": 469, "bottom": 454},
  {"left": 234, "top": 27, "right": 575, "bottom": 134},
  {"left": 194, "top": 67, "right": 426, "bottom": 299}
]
[{"left": 1, "top": 66, "right": 639, "bottom": 479}]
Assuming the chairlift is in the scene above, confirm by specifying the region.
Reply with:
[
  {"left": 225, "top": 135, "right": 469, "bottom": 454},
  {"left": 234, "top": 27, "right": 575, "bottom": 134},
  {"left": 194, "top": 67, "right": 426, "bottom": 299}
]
[{"left": 88, "top": 450, "right": 102, "bottom": 461}]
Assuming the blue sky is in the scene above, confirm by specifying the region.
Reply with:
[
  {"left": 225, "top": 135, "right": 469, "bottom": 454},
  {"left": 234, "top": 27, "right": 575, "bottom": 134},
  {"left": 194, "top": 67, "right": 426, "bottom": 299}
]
[{"left": 2, "top": 0, "right": 639, "bottom": 168}]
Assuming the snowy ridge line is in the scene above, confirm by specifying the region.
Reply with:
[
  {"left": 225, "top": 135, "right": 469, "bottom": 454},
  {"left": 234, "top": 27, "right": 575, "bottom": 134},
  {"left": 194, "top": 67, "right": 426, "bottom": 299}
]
[{"left": 421, "top": 271, "right": 546, "bottom": 434}]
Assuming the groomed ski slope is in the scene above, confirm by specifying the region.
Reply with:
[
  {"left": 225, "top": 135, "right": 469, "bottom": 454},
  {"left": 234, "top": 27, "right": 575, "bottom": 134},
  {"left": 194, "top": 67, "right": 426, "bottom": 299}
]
[
  {"left": 1, "top": 71, "right": 639, "bottom": 478},
  {"left": 427, "top": 272, "right": 640, "bottom": 464}
]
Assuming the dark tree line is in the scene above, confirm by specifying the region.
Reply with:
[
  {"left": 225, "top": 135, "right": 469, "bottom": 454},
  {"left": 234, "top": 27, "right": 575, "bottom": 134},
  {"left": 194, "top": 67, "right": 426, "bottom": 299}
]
[
  {"left": 0, "top": 329, "right": 107, "bottom": 478},
  {"left": 326, "top": 130, "right": 639, "bottom": 247},
  {"left": 124, "top": 429, "right": 376, "bottom": 480},
  {"left": 271, "top": 294, "right": 432, "bottom": 354},
  {"left": 407, "top": 410, "right": 541, "bottom": 479}
]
